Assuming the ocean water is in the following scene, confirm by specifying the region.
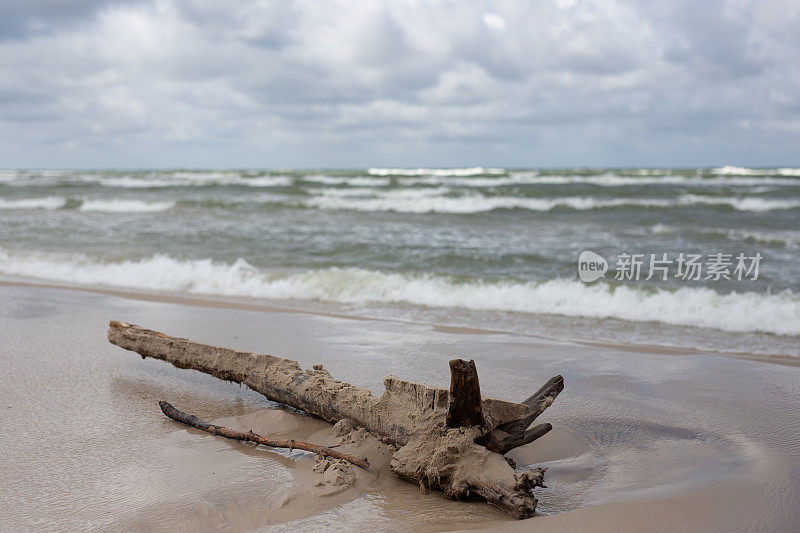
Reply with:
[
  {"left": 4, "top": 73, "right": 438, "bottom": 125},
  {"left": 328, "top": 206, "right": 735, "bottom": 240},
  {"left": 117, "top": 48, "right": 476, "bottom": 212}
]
[{"left": 1, "top": 166, "right": 798, "bottom": 357}]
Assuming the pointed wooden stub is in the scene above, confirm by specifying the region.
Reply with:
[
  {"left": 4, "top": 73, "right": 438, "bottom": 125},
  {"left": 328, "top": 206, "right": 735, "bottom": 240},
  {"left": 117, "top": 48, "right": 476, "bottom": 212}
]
[{"left": 445, "top": 359, "right": 485, "bottom": 428}]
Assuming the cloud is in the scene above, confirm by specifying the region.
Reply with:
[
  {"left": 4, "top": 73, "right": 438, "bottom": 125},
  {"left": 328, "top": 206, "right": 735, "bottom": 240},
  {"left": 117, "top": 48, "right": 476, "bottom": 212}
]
[
  {"left": 0, "top": 0, "right": 798, "bottom": 167},
  {"left": 482, "top": 13, "right": 507, "bottom": 32}
]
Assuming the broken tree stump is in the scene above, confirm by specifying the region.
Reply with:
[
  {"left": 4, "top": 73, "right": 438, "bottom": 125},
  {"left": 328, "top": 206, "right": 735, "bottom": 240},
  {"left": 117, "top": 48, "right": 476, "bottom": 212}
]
[
  {"left": 446, "top": 359, "right": 485, "bottom": 428},
  {"left": 159, "top": 401, "right": 370, "bottom": 469},
  {"left": 107, "top": 321, "right": 563, "bottom": 518}
]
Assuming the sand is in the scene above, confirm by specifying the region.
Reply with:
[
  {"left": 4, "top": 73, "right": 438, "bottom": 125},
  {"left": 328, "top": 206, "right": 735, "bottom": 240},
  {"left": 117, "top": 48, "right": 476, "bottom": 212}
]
[{"left": 1, "top": 282, "right": 799, "bottom": 531}]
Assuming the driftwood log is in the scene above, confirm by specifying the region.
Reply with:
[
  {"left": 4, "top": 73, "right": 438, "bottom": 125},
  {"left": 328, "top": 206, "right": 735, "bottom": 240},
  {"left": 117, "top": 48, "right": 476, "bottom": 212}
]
[
  {"left": 159, "top": 401, "right": 370, "bottom": 469},
  {"left": 107, "top": 321, "right": 563, "bottom": 518}
]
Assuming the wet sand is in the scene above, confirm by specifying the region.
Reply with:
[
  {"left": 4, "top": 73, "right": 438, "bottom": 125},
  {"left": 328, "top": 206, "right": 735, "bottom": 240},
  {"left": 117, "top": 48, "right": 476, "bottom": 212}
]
[{"left": 1, "top": 283, "right": 798, "bottom": 531}]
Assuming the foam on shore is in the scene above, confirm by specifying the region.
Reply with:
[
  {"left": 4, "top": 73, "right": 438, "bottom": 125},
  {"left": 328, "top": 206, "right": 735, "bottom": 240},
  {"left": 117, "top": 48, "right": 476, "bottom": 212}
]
[{"left": 1, "top": 248, "right": 797, "bottom": 337}]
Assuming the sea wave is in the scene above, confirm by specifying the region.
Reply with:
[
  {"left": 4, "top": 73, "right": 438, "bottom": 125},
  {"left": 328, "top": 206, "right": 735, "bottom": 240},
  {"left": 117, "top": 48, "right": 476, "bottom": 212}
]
[
  {"left": 303, "top": 193, "right": 800, "bottom": 214},
  {"left": 4, "top": 169, "right": 799, "bottom": 188},
  {"left": 651, "top": 224, "right": 800, "bottom": 248},
  {"left": 304, "top": 195, "right": 656, "bottom": 213},
  {"left": 79, "top": 199, "right": 176, "bottom": 213},
  {"left": 85, "top": 171, "right": 800, "bottom": 189},
  {"left": 0, "top": 197, "right": 67, "bottom": 209},
  {"left": 0, "top": 172, "right": 292, "bottom": 189},
  {"left": 91, "top": 177, "right": 187, "bottom": 188},
  {"left": 0, "top": 170, "right": 19, "bottom": 183},
  {"left": 677, "top": 195, "right": 800, "bottom": 211},
  {"left": 306, "top": 186, "right": 451, "bottom": 198},
  {"left": 396, "top": 172, "right": 800, "bottom": 188},
  {"left": 711, "top": 166, "right": 763, "bottom": 175},
  {"left": 87, "top": 174, "right": 293, "bottom": 188},
  {"left": 302, "top": 175, "right": 391, "bottom": 186},
  {"left": 0, "top": 249, "right": 797, "bottom": 336},
  {"left": 236, "top": 176, "right": 293, "bottom": 187},
  {"left": 4, "top": 192, "right": 797, "bottom": 214},
  {"left": 367, "top": 167, "right": 506, "bottom": 176},
  {"left": 711, "top": 166, "right": 800, "bottom": 177},
  {"left": 397, "top": 175, "right": 544, "bottom": 187}
]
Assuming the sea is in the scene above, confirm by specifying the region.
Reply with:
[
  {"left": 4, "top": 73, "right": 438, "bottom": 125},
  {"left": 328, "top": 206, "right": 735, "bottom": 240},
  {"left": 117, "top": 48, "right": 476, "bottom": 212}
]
[{"left": 1, "top": 166, "right": 798, "bottom": 358}]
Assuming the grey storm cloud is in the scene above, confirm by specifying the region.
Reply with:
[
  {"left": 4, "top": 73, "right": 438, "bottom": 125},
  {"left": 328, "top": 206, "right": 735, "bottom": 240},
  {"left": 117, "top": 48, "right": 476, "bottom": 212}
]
[{"left": 0, "top": 0, "right": 798, "bottom": 168}]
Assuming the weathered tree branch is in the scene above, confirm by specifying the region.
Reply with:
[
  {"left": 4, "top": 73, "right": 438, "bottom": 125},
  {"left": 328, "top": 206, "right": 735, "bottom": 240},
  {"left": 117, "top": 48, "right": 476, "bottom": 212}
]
[{"left": 159, "top": 401, "right": 370, "bottom": 469}]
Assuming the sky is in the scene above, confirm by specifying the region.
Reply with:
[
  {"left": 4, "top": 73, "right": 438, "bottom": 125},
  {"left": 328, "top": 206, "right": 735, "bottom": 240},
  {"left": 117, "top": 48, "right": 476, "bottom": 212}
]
[{"left": 1, "top": 0, "right": 799, "bottom": 169}]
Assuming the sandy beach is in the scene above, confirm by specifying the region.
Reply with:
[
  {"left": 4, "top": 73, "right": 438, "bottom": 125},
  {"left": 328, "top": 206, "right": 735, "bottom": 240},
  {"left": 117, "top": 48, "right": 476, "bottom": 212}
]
[
  {"left": 4, "top": 0, "right": 800, "bottom": 529},
  {"left": 1, "top": 282, "right": 798, "bottom": 531}
]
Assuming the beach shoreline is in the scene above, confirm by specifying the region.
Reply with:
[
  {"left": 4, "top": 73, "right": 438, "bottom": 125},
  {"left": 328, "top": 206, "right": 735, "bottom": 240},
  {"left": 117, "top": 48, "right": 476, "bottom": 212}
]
[
  {"left": 2, "top": 278, "right": 797, "bottom": 368},
  {"left": 1, "top": 282, "right": 798, "bottom": 531},
  {"left": 4, "top": 0, "right": 800, "bottom": 528}
]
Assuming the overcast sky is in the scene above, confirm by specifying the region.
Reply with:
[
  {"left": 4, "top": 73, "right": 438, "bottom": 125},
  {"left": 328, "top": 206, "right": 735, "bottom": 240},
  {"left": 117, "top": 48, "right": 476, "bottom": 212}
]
[{"left": 1, "top": 0, "right": 799, "bottom": 169}]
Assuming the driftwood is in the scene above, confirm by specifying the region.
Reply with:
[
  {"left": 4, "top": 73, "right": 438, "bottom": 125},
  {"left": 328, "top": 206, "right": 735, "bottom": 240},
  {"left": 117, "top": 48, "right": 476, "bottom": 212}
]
[
  {"left": 159, "top": 401, "right": 370, "bottom": 469},
  {"left": 108, "top": 321, "right": 563, "bottom": 518},
  {"left": 446, "top": 359, "right": 485, "bottom": 428}
]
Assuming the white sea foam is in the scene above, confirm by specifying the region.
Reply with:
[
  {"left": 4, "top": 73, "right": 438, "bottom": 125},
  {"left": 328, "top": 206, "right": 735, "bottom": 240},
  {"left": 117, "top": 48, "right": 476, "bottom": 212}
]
[
  {"left": 305, "top": 191, "right": 674, "bottom": 213},
  {"left": 94, "top": 177, "right": 184, "bottom": 188},
  {"left": 239, "top": 176, "right": 293, "bottom": 187},
  {"left": 676, "top": 195, "right": 800, "bottom": 211},
  {"left": 84, "top": 173, "right": 292, "bottom": 188},
  {"left": 395, "top": 171, "right": 800, "bottom": 188},
  {"left": 88, "top": 171, "right": 798, "bottom": 189},
  {"left": 79, "top": 199, "right": 175, "bottom": 213},
  {"left": 628, "top": 169, "right": 672, "bottom": 176},
  {"left": 1, "top": 249, "right": 797, "bottom": 336},
  {"left": 0, "top": 170, "right": 71, "bottom": 182},
  {"left": 5, "top": 168, "right": 799, "bottom": 188},
  {"left": 307, "top": 186, "right": 451, "bottom": 199},
  {"left": 709, "top": 166, "right": 800, "bottom": 177},
  {"left": 520, "top": 172, "right": 800, "bottom": 187},
  {"left": 397, "top": 175, "right": 537, "bottom": 187},
  {"left": 0, "top": 197, "right": 67, "bottom": 210},
  {"left": 711, "top": 166, "right": 763, "bottom": 175},
  {"left": 398, "top": 176, "right": 487, "bottom": 187},
  {"left": 303, "top": 175, "right": 391, "bottom": 186},
  {"left": 368, "top": 167, "right": 506, "bottom": 176},
  {"left": 302, "top": 192, "right": 800, "bottom": 214}
]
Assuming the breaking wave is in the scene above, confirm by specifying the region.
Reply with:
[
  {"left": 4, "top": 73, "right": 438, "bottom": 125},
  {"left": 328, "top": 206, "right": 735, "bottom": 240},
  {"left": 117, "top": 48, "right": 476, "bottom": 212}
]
[
  {"left": 0, "top": 249, "right": 797, "bottom": 337},
  {"left": 0, "top": 197, "right": 67, "bottom": 209},
  {"left": 389, "top": 172, "right": 800, "bottom": 187},
  {"left": 87, "top": 174, "right": 293, "bottom": 188},
  {"left": 676, "top": 195, "right": 800, "bottom": 212},
  {"left": 711, "top": 166, "right": 800, "bottom": 177},
  {"left": 3, "top": 192, "right": 798, "bottom": 214},
  {"left": 304, "top": 192, "right": 800, "bottom": 214},
  {"left": 302, "top": 175, "right": 391, "bottom": 186},
  {"left": 4, "top": 169, "right": 799, "bottom": 189},
  {"left": 367, "top": 167, "right": 506, "bottom": 176},
  {"left": 79, "top": 199, "right": 176, "bottom": 213},
  {"left": 528, "top": 173, "right": 799, "bottom": 187}
]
